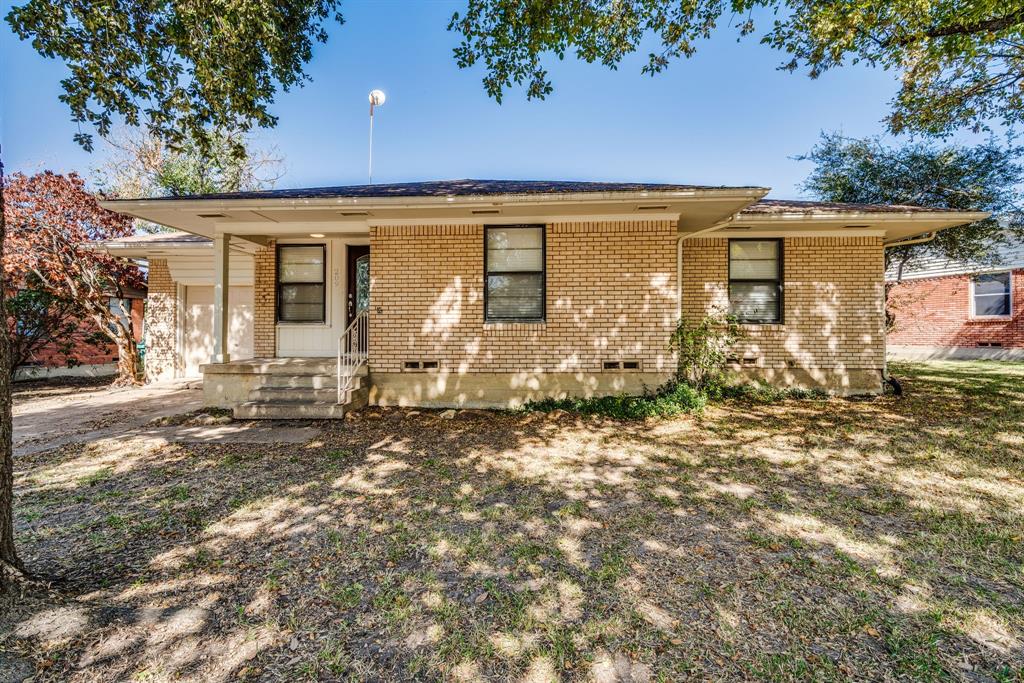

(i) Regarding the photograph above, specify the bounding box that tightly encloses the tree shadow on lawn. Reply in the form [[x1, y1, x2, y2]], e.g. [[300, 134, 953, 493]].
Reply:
[[2, 362, 1023, 681]]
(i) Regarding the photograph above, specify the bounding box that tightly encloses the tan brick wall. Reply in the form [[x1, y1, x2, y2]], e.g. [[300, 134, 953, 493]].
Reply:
[[683, 236, 886, 389], [144, 258, 178, 382], [253, 240, 277, 357], [369, 221, 678, 375]]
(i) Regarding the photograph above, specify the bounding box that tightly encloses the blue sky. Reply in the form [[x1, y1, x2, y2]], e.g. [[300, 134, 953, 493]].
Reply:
[[2, 1, 920, 198]]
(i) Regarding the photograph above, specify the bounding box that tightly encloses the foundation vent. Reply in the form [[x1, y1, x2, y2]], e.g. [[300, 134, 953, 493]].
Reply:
[[602, 360, 642, 371], [403, 360, 439, 371]]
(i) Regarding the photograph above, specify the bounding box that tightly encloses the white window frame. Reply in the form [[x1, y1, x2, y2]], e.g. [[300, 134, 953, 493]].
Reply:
[[969, 270, 1013, 320], [728, 238, 784, 325], [276, 243, 328, 325]]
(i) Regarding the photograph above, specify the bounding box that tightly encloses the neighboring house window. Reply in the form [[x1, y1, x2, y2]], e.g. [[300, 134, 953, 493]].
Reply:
[[971, 271, 1012, 318], [108, 297, 132, 332], [728, 239, 783, 324], [277, 244, 326, 323], [485, 225, 545, 321]]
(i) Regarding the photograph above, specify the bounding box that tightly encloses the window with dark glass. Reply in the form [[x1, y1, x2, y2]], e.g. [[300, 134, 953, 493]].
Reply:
[[277, 245, 326, 323], [728, 239, 782, 324], [972, 272, 1011, 317], [485, 225, 545, 321]]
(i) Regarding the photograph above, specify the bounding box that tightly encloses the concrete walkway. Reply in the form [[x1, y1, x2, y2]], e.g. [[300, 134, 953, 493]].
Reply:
[[14, 381, 205, 456], [13, 381, 318, 456]]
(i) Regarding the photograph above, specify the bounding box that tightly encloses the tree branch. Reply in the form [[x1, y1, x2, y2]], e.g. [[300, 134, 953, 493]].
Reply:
[[887, 8, 1024, 47]]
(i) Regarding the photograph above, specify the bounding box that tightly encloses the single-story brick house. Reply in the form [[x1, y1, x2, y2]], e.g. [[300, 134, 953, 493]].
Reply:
[[98, 180, 985, 418], [886, 239, 1023, 361]]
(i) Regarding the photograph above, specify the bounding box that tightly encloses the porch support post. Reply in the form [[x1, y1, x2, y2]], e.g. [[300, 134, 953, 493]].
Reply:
[[213, 233, 231, 363]]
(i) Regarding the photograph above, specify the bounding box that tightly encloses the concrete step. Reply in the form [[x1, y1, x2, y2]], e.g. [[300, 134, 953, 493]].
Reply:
[[255, 375, 364, 393], [258, 372, 365, 389], [234, 400, 348, 420], [207, 359, 369, 377], [249, 384, 361, 402], [235, 386, 369, 420], [256, 370, 364, 387]]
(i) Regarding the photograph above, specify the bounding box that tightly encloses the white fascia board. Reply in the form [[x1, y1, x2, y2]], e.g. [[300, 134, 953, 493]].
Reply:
[[94, 242, 254, 259], [735, 210, 989, 225], [98, 186, 769, 214], [730, 211, 989, 242]]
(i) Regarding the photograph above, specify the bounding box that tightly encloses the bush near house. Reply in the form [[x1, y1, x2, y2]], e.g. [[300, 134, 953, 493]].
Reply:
[[524, 312, 827, 419]]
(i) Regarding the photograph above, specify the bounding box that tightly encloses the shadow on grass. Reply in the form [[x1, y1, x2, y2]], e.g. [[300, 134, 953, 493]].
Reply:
[[2, 361, 1022, 681]]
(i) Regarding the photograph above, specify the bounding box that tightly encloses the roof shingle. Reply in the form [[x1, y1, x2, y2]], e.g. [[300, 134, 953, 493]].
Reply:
[[741, 199, 965, 215], [106, 178, 762, 202]]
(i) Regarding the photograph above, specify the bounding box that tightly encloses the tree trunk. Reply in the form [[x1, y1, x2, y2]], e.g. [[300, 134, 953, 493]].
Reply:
[[114, 333, 142, 385], [86, 304, 142, 386], [885, 250, 913, 334], [0, 146, 26, 589]]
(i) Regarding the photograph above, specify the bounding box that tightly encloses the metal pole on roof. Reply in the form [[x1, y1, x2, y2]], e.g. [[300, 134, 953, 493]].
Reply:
[[368, 90, 386, 184]]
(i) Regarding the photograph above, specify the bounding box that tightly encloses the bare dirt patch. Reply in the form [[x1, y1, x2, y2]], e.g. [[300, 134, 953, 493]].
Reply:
[[2, 361, 1022, 681], [11, 375, 112, 404]]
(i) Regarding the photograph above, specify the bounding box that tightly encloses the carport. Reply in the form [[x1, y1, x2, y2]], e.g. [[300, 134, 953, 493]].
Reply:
[[96, 232, 256, 380]]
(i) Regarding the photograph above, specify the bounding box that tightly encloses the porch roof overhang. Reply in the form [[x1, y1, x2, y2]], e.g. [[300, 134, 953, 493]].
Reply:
[[722, 208, 992, 244], [99, 181, 770, 239], [92, 232, 260, 258], [98, 180, 990, 245]]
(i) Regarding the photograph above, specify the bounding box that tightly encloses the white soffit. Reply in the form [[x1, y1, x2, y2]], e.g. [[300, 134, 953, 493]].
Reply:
[[720, 212, 990, 242], [99, 188, 769, 237]]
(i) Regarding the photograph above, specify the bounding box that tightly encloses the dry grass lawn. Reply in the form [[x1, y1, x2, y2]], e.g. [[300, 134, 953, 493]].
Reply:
[[2, 361, 1023, 682]]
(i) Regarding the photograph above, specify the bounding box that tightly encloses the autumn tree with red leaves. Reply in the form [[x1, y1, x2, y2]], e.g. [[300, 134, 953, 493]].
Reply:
[[3, 172, 144, 384]]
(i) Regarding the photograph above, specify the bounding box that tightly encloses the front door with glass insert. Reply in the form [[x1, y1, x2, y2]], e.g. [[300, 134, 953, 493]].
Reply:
[[346, 245, 370, 352]]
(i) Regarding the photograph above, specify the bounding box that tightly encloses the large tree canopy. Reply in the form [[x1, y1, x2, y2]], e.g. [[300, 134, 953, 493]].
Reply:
[[5, 0, 343, 152], [3, 172, 145, 383], [799, 133, 1024, 279], [93, 128, 283, 201], [449, 0, 1024, 136], [9, 1, 1022, 145]]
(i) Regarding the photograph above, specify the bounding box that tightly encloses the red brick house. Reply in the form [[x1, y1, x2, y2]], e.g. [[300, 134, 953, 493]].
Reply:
[[886, 240, 1024, 360], [13, 291, 146, 381]]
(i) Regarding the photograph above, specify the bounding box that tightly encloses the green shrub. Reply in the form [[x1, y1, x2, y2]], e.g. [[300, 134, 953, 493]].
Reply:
[[669, 310, 744, 390], [707, 381, 829, 403], [521, 312, 831, 420], [523, 381, 707, 420]]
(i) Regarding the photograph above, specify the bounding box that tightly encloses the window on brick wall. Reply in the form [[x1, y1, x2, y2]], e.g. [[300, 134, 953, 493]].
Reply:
[[485, 225, 545, 321], [728, 239, 783, 324], [277, 244, 326, 323], [971, 271, 1012, 318]]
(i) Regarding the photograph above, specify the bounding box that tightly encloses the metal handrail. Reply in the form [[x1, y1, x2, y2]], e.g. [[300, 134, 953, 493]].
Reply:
[[337, 308, 369, 404]]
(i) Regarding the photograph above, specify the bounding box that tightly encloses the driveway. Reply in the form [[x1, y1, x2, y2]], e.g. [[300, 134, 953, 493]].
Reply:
[[13, 380, 206, 456], [12, 378, 321, 457]]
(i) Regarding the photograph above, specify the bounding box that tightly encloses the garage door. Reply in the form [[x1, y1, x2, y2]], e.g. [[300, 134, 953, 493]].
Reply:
[[183, 286, 254, 376]]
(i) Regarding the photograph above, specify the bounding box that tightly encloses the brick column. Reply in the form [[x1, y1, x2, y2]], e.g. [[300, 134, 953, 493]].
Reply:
[[145, 258, 179, 382], [253, 240, 277, 358]]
